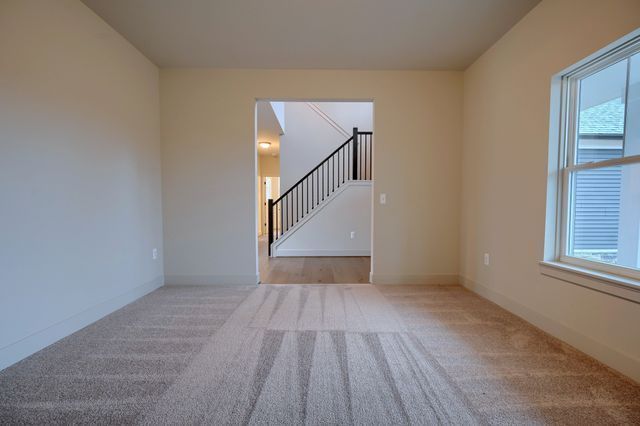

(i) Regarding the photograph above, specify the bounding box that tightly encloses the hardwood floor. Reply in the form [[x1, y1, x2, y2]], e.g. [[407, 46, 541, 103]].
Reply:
[[258, 236, 370, 284]]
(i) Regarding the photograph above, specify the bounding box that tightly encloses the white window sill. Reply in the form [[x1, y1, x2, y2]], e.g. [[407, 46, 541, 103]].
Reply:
[[539, 261, 640, 304]]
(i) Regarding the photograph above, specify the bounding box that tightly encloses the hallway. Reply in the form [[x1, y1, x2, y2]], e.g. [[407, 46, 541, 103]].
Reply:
[[259, 236, 370, 284]]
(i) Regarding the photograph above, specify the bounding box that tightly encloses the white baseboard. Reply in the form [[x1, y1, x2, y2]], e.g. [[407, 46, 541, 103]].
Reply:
[[275, 249, 371, 257], [460, 276, 640, 384], [164, 274, 260, 286], [0, 275, 164, 372], [371, 274, 459, 285]]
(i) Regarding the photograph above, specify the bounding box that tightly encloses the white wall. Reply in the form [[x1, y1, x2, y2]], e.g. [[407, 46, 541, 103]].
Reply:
[[316, 102, 374, 134], [269, 101, 286, 133], [280, 102, 373, 190], [161, 69, 462, 286], [0, 0, 163, 370], [461, 0, 640, 381], [274, 182, 372, 257]]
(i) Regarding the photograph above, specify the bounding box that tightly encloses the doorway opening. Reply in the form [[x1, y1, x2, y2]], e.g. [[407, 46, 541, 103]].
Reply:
[[255, 100, 374, 284]]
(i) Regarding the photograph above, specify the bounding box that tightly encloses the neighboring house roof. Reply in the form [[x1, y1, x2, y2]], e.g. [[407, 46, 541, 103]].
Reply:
[[579, 98, 625, 136]]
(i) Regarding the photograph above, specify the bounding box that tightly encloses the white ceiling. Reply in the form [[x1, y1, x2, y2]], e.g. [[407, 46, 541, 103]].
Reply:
[[82, 0, 540, 70]]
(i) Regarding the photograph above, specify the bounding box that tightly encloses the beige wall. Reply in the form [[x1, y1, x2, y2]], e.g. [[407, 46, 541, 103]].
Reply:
[[259, 155, 280, 177], [161, 69, 463, 285], [461, 0, 640, 381], [0, 0, 162, 369]]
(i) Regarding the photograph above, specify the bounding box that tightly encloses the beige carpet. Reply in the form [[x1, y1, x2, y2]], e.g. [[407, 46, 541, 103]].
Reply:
[[1, 284, 639, 424]]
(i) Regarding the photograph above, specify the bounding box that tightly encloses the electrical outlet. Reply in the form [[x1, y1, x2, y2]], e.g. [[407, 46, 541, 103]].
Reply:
[[380, 193, 386, 204], [350, 231, 356, 239], [152, 248, 158, 260], [483, 253, 490, 266]]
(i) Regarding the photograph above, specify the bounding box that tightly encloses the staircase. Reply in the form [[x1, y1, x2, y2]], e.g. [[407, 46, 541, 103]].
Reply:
[[268, 127, 373, 256]]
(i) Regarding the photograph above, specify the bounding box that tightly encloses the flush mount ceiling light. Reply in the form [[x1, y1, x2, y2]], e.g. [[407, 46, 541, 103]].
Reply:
[[258, 141, 271, 149]]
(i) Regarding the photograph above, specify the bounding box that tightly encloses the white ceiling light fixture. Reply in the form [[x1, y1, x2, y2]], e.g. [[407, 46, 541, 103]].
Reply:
[[258, 141, 271, 149]]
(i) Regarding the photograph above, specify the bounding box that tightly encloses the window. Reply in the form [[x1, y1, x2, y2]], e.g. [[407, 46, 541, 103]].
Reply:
[[556, 36, 640, 282]]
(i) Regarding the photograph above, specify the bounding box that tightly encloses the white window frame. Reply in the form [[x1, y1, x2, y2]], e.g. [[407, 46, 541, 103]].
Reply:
[[542, 30, 640, 302]]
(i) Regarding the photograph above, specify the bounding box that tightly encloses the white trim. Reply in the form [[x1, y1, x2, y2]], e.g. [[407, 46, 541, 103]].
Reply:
[[0, 276, 164, 372], [164, 274, 260, 286], [559, 255, 640, 282], [540, 261, 640, 304], [461, 276, 640, 383], [271, 181, 372, 256], [371, 274, 459, 285], [544, 73, 564, 261], [275, 249, 370, 257]]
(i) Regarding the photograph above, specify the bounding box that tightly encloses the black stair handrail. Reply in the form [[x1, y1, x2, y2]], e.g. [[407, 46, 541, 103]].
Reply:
[[273, 137, 351, 205], [268, 127, 373, 255]]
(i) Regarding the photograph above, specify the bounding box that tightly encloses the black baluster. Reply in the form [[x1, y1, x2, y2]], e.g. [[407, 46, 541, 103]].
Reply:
[[352, 128, 358, 180], [338, 149, 340, 186], [311, 171, 314, 209], [342, 149, 344, 185], [298, 184, 300, 221], [360, 134, 363, 179], [322, 163, 325, 200], [365, 135, 368, 180], [304, 178, 313, 214], [289, 194, 291, 231], [268, 199, 273, 256], [337, 151, 340, 187], [369, 134, 372, 179]]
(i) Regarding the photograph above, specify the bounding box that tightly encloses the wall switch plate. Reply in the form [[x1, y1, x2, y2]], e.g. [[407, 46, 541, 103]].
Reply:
[[350, 231, 356, 239], [152, 248, 158, 260], [483, 253, 490, 266], [380, 193, 386, 204]]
